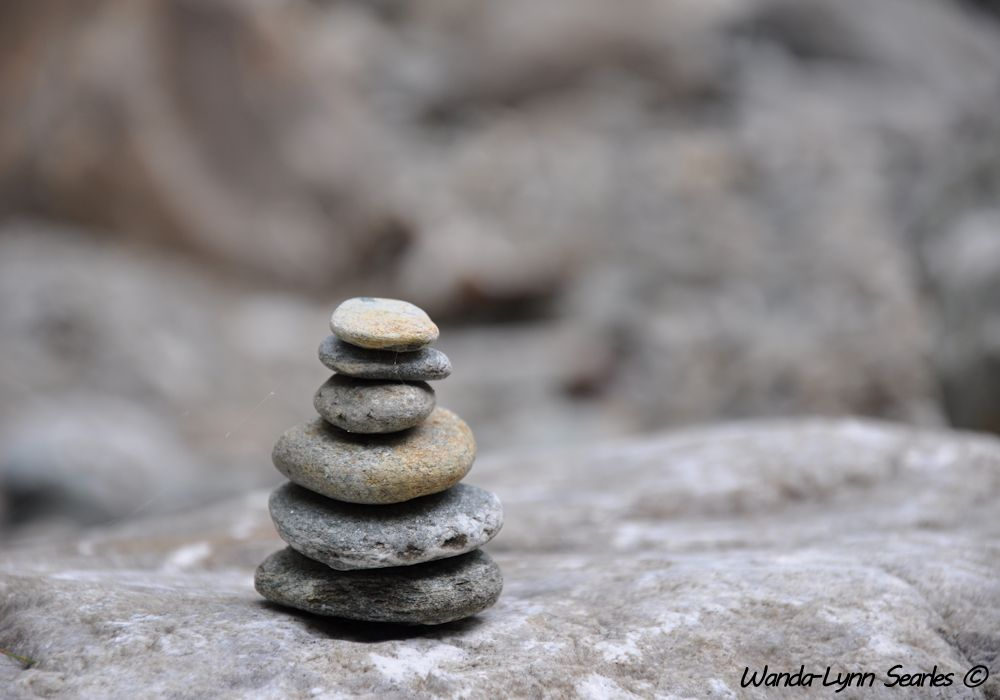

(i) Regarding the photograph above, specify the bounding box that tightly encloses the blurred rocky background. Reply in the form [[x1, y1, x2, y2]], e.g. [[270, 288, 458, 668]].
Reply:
[[2, 0, 1000, 534]]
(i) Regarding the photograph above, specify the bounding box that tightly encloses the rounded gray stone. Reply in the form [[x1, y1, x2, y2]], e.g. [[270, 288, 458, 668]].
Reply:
[[254, 547, 503, 625], [268, 482, 503, 570], [318, 336, 452, 381], [313, 375, 435, 434], [330, 297, 439, 352], [271, 408, 476, 504]]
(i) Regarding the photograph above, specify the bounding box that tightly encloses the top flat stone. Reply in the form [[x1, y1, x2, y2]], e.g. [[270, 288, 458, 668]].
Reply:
[[330, 297, 439, 351]]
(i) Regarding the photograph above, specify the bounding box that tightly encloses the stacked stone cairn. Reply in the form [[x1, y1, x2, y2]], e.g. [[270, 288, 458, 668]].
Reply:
[[255, 297, 503, 624]]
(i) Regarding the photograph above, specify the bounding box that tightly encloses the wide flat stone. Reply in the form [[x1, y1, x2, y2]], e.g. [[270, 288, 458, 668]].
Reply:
[[254, 547, 503, 625], [2, 420, 999, 698], [330, 297, 439, 352], [313, 375, 435, 433], [318, 336, 452, 381], [272, 407, 475, 504], [269, 482, 503, 570]]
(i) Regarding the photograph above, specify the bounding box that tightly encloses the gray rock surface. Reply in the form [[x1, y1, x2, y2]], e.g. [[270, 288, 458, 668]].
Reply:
[[272, 408, 476, 504], [314, 375, 435, 434], [0, 224, 940, 534], [922, 209, 1000, 433], [331, 298, 439, 352], [5, 0, 1000, 496], [0, 396, 205, 528], [255, 547, 503, 625], [319, 336, 452, 381], [269, 482, 503, 570], [1, 419, 998, 698]]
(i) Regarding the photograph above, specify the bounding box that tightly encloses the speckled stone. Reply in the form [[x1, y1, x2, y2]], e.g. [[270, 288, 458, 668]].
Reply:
[[254, 547, 503, 625], [330, 297, 439, 352], [268, 482, 503, 570], [318, 336, 452, 381], [271, 407, 476, 504], [313, 375, 435, 434]]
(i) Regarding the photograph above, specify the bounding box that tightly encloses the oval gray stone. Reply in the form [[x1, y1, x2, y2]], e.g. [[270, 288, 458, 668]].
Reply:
[[318, 336, 452, 381], [271, 407, 476, 504], [269, 482, 503, 570], [254, 547, 503, 625], [330, 297, 439, 352], [314, 375, 435, 433]]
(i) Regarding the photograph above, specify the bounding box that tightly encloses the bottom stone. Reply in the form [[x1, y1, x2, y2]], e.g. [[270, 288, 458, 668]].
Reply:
[[255, 547, 503, 625]]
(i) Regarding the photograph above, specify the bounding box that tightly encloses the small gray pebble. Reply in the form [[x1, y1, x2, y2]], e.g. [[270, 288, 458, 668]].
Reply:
[[255, 547, 503, 625], [269, 482, 503, 570], [318, 336, 452, 381], [314, 375, 435, 433]]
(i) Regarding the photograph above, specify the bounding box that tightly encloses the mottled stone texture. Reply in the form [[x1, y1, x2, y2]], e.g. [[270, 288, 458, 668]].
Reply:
[[1, 420, 998, 697], [272, 408, 476, 504], [268, 482, 502, 570], [255, 548, 503, 625], [331, 298, 439, 352], [8, 0, 1000, 516], [319, 336, 453, 381], [314, 375, 435, 434]]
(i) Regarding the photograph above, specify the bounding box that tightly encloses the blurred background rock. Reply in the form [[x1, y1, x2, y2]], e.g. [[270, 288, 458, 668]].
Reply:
[[1, 0, 999, 534]]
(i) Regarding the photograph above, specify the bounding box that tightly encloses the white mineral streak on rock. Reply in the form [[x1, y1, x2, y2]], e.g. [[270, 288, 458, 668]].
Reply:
[[369, 645, 468, 684], [161, 542, 212, 572]]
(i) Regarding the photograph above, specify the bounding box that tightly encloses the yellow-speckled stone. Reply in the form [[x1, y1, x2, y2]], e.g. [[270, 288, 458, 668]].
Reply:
[[271, 407, 475, 504], [330, 297, 439, 351]]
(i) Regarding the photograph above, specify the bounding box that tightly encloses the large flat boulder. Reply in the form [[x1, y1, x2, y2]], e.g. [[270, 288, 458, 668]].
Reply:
[[1, 419, 998, 698]]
